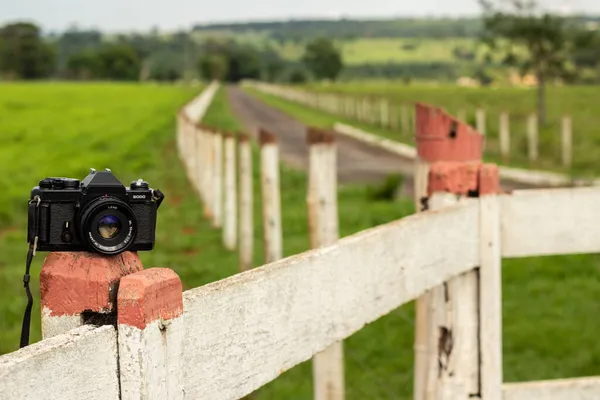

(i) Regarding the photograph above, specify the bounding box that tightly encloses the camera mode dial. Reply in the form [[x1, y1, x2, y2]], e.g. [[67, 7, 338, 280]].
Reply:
[[130, 179, 149, 189]]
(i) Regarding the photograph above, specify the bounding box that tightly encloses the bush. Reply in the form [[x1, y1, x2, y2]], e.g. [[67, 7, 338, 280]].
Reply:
[[366, 174, 405, 201]]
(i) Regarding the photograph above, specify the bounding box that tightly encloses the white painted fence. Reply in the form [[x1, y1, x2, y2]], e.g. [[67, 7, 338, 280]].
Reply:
[[243, 80, 575, 170], [4, 186, 600, 399], [2, 83, 600, 400]]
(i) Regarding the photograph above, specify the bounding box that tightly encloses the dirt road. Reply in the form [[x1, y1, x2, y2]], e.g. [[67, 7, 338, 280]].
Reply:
[[228, 86, 537, 192], [228, 86, 414, 187]]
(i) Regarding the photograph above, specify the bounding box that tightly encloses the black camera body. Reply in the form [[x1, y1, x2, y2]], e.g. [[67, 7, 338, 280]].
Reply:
[[28, 168, 165, 255]]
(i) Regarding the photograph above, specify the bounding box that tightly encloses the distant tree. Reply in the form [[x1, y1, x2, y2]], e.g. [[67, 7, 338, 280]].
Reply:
[[302, 37, 343, 81], [198, 53, 229, 80], [56, 29, 102, 74], [452, 45, 476, 61], [0, 22, 56, 79], [571, 29, 600, 70], [95, 44, 141, 81], [197, 39, 264, 82], [288, 67, 310, 84], [475, 67, 494, 86], [66, 51, 100, 79], [227, 45, 261, 82], [260, 47, 285, 81], [479, 0, 571, 125]]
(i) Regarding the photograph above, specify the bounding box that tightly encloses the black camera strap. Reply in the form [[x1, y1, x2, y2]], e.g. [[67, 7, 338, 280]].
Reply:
[[20, 196, 40, 348]]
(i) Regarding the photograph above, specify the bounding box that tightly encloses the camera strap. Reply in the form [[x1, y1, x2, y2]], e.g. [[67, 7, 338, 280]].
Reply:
[[20, 196, 40, 348]]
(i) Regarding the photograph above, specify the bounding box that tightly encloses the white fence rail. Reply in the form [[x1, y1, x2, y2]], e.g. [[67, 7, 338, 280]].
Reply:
[[0, 326, 119, 400]]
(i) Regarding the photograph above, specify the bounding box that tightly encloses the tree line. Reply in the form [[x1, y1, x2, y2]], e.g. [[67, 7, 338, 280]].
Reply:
[[0, 22, 343, 83]]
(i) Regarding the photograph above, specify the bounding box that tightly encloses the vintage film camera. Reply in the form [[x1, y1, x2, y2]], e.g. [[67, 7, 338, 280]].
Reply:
[[28, 168, 165, 255]]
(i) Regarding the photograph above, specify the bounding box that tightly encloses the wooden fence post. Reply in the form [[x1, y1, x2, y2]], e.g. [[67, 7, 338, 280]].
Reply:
[[307, 127, 344, 400], [259, 129, 283, 263], [223, 133, 237, 250], [212, 131, 224, 229], [194, 124, 205, 203], [239, 133, 254, 272], [201, 127, 215, 220], [414, 103, 485, 400], [527, 114, 538, 163], [117, 268, 184, 400], [425, 162, 502, 399], [389, 103, 398, 130], [478, 165, 503, 400], [40, 252, 143, 339], [499, 111, 510, 162], [401, 104, 410, 134], [380, 98, 389, 128], [476, 107, 486, 136], [562, 115, 572, 167]]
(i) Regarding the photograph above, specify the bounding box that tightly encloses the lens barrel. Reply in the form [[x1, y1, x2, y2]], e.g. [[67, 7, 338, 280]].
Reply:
[[78, 197, 137, 255]]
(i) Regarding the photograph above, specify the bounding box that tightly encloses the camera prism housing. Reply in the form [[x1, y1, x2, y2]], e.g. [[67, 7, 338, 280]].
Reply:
[[28, 168, 165, 255]]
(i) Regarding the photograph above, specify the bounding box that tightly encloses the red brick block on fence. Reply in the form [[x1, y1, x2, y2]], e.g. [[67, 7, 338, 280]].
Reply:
[[40, 251, 143, 316], [118, 268, 183, 330], [428, 162, 502, 197], [415, 102, 483, 163]]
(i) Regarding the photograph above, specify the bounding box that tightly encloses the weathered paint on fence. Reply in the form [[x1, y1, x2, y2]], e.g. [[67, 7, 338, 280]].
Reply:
[[223, 133, 237, 250], [181, 202, 479, 399], [307, 127, 344, 400], [0, 326, 119, 400], [118, 268, 184, 400], [238, 133, 254, 272], [259, 129, 283, 264]]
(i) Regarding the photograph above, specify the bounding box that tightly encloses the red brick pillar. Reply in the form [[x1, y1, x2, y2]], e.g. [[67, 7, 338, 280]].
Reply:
[[40, 251, 143, 339]]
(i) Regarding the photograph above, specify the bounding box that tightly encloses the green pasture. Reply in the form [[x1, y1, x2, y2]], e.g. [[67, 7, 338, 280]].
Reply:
[[274, 37, 478, 65], [288, 82, 600, 177]]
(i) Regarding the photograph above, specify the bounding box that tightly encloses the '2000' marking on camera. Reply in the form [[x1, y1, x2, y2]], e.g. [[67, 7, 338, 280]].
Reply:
[[133, 195, 146, 199]]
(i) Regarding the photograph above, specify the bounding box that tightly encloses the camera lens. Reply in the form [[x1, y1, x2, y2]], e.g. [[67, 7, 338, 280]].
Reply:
[[78, 197, 137, 255], [98, 215, 121, 239]]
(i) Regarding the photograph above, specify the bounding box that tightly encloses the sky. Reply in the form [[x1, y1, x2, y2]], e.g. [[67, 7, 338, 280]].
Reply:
[[1, 0, 599, 33]]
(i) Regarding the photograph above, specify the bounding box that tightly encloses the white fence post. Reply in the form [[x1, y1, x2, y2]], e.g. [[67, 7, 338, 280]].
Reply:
[[259, 128, 283, 263], [414, 103, 485, 400], [40, 252, 143, 339], [117, 268, 184, 400], [307, 127, 344, 400], [401, 104, 410, 134], [379, 98, 389, 128], [527, 114, 538, 163], [212, 131, 224, 229], [476, 107, 486, 136], [425, 161, 502, 399], [499, 111, 510, 162], [201, 126, 215, 220], [223, 133, 237, 251], [478, 165, 503, 400], [239, 133, 254, 272], [562, 115, 572, 167]]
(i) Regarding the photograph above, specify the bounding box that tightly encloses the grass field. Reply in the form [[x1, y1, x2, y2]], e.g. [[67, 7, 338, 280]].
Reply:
[[274, 82, 600, 178], [275, 37, 477, 65], [242, 85, 600, 395]]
